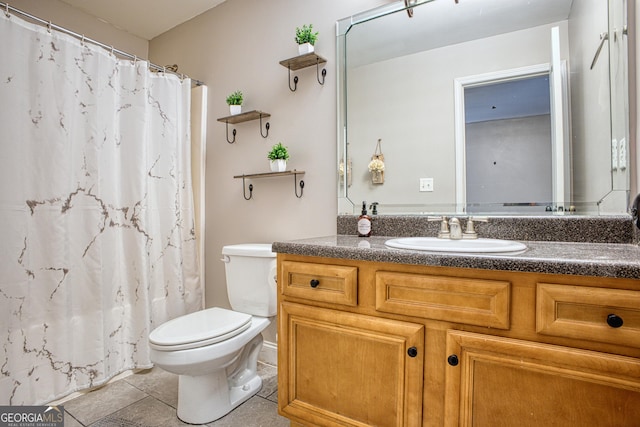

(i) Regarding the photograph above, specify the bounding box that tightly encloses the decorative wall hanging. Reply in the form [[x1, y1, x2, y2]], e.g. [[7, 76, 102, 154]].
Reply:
[[368, 138, 385, 184]]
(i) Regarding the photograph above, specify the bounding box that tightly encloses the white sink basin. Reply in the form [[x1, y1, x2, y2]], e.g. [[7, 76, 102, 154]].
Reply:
[[384, 237, 526, 254]]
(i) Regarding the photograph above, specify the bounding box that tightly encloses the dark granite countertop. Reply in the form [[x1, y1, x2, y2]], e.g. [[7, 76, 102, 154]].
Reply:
[[273, 235, 640, 279]]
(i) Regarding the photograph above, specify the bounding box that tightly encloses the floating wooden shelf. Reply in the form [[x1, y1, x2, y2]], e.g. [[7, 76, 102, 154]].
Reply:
[[217, 110, 271, 143], [279, 53, 327, 71], [233, 170, 304, 179], [217, 110, 271, 124], [233, 170, 305, 200], [279, 53, 327, 91]]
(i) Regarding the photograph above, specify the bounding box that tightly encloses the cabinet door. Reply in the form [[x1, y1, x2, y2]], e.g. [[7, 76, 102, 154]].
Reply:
[[279, 302, 424, 427], [444, 330, 640, 427]]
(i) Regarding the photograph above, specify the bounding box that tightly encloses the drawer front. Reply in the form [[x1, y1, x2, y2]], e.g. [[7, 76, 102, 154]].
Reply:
[[537, 283, 640, 347], [281, 261, 358, 306], [375, 271, 511, 329]]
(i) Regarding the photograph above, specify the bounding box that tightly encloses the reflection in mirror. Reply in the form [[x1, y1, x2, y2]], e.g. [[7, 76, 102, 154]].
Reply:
[[337, 0, 631, 216], [464, 74, 552, 213]]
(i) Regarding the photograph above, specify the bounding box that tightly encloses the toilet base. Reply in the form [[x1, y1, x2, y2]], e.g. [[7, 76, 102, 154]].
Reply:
[[175, 333, 264, 424]]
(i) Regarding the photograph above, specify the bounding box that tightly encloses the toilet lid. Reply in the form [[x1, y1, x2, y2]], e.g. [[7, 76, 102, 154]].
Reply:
[[149, 307, 252, 351]]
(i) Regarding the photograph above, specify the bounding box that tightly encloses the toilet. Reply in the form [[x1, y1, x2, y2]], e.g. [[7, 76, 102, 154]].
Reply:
[[148, 243, 277, 424]]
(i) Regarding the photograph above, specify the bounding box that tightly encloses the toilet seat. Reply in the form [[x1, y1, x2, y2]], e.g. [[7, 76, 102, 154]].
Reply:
[[149, 307, 252, 351]]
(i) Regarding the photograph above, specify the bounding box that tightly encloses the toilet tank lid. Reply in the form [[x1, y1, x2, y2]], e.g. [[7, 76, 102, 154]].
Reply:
[[222, 243, 275, 257]]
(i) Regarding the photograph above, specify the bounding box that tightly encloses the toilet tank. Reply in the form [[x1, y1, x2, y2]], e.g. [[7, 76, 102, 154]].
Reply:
[[221, 243, 277, 317]]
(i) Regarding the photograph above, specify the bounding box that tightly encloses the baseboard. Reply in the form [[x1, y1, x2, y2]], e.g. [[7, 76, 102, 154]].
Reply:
[[259, 340, 277, 366]]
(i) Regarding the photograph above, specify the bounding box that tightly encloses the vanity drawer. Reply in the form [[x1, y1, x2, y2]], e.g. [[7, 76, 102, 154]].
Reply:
[[375, 271, 511, 329], [537, 283, 640, 347], [280, 261, 358, 306]]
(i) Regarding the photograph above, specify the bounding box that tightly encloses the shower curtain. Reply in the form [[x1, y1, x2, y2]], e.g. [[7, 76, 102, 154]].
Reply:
[[0, 12, 201, 404]]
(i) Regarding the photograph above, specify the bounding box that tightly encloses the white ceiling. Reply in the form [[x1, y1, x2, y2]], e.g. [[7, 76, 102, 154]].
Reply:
[[58, 0, 227, 40]]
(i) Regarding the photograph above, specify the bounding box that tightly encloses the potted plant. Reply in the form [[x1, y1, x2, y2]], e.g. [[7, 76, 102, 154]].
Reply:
[[295, 24, 319, 55], [226, 90, 243, 115], [267, 142, 290, 172]]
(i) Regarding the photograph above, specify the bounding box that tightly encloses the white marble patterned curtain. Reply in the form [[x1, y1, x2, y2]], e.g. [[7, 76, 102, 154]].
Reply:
[[0, 12, 201, 404]]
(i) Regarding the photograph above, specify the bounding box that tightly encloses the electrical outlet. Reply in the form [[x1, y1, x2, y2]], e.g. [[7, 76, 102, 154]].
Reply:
[[419, 178, 434, 192], [612, 139, 618, 171]]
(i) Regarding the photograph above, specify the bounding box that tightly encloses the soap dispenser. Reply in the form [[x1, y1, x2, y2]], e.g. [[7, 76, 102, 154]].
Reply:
[[357, 201, 372, 237]]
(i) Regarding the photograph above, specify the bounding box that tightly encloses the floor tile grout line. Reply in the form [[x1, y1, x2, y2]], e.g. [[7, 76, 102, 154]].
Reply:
[[74, 393, 150, 427], [122, 377, 178, 410], [67, 412, 86, 427]]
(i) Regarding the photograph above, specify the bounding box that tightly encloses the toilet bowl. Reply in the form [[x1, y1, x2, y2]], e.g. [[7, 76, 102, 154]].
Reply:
[[148, 244, 276, 424]]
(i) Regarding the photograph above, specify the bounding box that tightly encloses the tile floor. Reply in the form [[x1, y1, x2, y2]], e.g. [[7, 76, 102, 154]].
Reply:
[[61, 362, 290, 427]]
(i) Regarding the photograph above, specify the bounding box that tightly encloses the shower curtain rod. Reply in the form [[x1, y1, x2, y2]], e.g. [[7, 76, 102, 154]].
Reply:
[[1, 2, 205, 87]]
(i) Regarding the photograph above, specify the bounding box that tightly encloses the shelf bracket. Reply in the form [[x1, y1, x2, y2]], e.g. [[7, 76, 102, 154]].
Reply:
[[316, 60, 327, 85], [225, 122, 237, 144], [294, 172, 305, 198], [287, 67, 299, 92], [234, 170, 305, 200], [241, 176, 253, 200], [260, 114, 270, 138]]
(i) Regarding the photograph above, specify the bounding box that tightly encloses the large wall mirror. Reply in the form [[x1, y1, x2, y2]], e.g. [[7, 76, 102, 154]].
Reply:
[[337, 0, 631, 215]]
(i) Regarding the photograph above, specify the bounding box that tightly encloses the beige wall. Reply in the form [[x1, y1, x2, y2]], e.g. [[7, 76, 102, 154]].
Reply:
[[7, 0, 148, 57], [148, 0, 388, 343]]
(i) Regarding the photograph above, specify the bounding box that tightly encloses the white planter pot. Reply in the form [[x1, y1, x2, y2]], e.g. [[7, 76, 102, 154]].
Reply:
[[270, 159, 287, 172], [229, 105, 242, 115], [298, 43, 314, 55]]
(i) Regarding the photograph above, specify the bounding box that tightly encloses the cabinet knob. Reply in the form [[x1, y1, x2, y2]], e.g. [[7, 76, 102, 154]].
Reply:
[[447, 354, 459, 366], [606, 313, 624, 328], [309, 279, 320, 288], [407, 347, 418, 358]]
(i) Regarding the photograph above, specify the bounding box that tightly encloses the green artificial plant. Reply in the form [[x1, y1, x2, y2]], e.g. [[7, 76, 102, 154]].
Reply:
[[225, 90, 243, 106], [295, 24, 319, 45], [267, 142, 290, 161]]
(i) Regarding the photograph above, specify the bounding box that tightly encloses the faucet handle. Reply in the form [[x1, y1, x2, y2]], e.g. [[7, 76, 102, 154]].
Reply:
[[427, 216, 450, 239], [464, 216, 489, 239]]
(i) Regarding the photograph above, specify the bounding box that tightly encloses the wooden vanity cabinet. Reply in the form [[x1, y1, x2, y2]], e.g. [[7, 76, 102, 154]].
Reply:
[[277, 254, 640, 427], [444, 331, 640, 426]]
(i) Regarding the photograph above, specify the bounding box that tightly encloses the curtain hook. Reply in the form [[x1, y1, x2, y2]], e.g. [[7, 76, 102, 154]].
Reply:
[[132, 55, 137, 65], [162, 65, 166, 74], [47, 21, 52, 33], [81, 35, 85, 46], [5, 3, 10, 18], [110, 46, 114, 57]]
